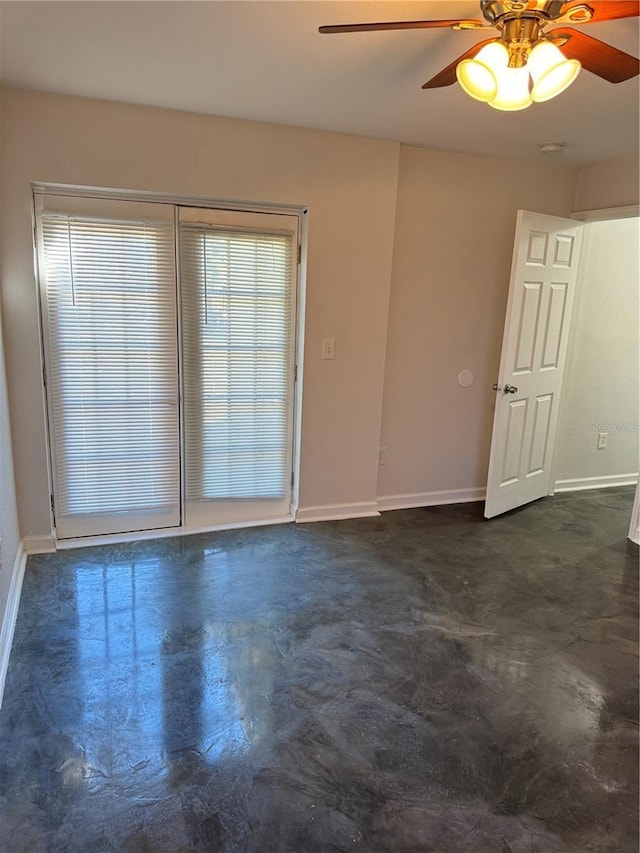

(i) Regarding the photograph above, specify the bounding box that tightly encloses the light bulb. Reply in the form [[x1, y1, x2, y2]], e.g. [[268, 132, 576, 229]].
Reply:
[[529, 40, 581, 102], [488, 65, 533, 111], [456, 41, 509, 102]]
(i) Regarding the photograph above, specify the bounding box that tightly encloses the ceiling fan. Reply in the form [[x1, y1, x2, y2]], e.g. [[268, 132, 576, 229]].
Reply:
[[319, 1, 640, 110]]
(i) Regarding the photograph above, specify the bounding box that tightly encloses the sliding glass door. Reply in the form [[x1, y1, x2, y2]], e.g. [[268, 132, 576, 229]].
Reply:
[[36, 194, 299, 540]]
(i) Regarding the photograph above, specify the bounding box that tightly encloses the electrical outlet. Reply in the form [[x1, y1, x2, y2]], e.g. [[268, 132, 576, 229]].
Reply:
[[322, 338, 335, 360], [378, 446, 387, 465], [597, 432, 608, 450]]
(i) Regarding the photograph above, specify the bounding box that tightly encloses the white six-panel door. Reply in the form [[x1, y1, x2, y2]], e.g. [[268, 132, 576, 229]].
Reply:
[[485, 211, 584, 519]]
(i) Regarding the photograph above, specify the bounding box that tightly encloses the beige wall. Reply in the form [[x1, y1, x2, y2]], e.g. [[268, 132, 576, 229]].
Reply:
[[555, 217, 639, 484], [377, 145, 577, 503], [574, 155, 640, 212], [0, 87, 400, 538], [7, 87, 624, 542], [0, 296, 21, 624], [0, 84, 23, 679]]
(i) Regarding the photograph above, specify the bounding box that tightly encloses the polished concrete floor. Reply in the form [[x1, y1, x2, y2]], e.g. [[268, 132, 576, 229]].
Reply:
[[0, 487, 637, 852]]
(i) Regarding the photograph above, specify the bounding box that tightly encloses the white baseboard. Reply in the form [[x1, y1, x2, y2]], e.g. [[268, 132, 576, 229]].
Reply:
[[295, 502, 380, 523], [23, 534, 56, 554], [0, 542, 27, 709], [554, 473, 639, 493], [377, 487, 486, 512]]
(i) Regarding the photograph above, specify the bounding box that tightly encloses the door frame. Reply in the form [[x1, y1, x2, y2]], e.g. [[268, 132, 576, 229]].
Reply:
[[549, 204, 639, 499], [175, 205, 301, 529], [32, 182, 308, 548], [629, 479, 640, 545]]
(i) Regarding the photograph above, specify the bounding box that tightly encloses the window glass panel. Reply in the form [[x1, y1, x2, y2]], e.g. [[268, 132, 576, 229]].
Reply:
[[39, 206, 180, 537], [180, 224, 294, 502]]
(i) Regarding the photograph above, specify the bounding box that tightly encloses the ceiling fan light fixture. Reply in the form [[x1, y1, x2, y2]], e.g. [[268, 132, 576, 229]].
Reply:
[[320, 2, 640, 112], [488, 65, 533, 111], [456, 41, 508, 101], [528, 40, 581, 102]]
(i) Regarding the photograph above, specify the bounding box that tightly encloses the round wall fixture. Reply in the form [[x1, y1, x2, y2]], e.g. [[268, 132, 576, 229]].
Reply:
[[458, 369, 474, 388]]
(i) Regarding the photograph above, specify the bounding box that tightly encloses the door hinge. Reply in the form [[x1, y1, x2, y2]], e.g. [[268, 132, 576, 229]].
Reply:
[[291, 471, 295, 488], [50, 494, 55, 517], [297, 244, 302, 264], [42, 362, 47, 387], [294, 364, 298, 382]]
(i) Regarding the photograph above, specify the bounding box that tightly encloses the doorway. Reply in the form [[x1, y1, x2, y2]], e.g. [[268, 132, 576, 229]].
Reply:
[[485, 210, 639, 523], [553, 216, 639, 496]]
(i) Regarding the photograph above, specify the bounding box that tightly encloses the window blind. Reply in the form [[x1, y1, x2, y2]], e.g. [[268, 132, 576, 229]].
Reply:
[[179, 208, 296, 524], [37, 197, 180, 538]]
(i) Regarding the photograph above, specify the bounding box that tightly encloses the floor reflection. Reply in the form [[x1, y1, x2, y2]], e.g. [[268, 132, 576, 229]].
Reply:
[[73, 550, 253, 787], [0, 486, 637, 853]]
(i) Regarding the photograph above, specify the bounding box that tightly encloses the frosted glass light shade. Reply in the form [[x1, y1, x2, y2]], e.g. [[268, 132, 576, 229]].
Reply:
[[488, 65, 533, 111], [529, 40, 581, 102], [456, 41, 509, 102]]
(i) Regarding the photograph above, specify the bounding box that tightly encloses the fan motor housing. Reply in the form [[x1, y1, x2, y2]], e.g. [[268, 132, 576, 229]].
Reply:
[[480, 0, 567, 24]]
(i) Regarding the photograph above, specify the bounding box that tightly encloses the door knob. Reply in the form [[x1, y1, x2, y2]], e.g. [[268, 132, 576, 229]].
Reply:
[[504, 384, 518, 394]]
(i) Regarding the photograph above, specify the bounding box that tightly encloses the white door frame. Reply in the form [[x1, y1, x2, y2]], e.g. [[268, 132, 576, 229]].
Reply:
[[550, 205, 639, 502], [629, 479, 640, 545]]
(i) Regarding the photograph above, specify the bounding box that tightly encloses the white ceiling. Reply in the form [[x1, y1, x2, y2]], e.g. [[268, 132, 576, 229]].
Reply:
[[1, 0, 639, 167]]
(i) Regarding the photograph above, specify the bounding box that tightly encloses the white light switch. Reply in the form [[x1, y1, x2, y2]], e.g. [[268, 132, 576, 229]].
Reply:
[[322, 338, 335, 360]]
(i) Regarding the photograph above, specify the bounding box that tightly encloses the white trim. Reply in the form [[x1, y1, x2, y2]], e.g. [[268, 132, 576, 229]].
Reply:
[[554, 473, 639, 493], [56, 514, 294, 550], [629, 480, 640, 545], [31, 182, 307, 218], [291, 212, 308, 514], [572, 204, 639, 222], [23, 534, 56, 554], [377, 487, 485, 512], [295, 502, 380, 523], [0, 542, 27, 708]]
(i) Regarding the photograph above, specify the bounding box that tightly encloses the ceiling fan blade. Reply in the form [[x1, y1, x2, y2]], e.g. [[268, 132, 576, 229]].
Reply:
[[319, 19, 485, 34], [550, 27, 639, 82], [422, 39, 496, 88], [562, 1, 640, 22]]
